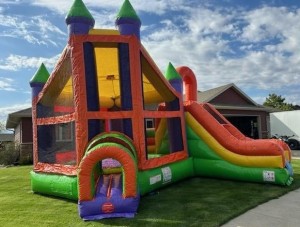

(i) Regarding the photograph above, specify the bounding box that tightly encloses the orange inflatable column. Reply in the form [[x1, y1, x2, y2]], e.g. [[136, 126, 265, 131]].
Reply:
[[176, 66, 198, 101]]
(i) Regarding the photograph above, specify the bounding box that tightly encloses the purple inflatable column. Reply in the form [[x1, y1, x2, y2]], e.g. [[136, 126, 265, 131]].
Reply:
[[115, 0, 141, 138], [30, 63, 51, 163], [66, 0, 99, 140]]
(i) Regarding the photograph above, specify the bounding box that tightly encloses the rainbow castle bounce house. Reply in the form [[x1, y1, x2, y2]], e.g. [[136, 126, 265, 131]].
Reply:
[[29, 0, 293, 220]]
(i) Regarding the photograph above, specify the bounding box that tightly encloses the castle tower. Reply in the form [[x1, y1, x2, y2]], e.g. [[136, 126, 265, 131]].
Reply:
[[165, 62, 183, 95], [115, 0, 141, 40], [65, 0, 95, 35], [29, 63, 50, 99], [165, 63, 184, 153]]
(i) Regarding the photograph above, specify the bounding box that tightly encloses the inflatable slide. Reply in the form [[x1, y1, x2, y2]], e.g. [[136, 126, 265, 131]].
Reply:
[[185, 101, 293, 185]]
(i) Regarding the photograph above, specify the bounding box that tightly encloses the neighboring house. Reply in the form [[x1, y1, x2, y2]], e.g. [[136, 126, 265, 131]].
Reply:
[[198, 83, 274, 139], [0, 131, 14, 150], [6, 108, 33, 163]]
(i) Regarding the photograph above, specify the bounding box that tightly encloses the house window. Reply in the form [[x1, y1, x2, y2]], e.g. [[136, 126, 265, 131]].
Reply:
[[55, 123, 74, 142], [145, 118, 154, 129]]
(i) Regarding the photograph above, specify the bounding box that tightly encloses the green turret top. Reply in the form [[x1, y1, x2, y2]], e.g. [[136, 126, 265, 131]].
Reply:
[[165, 62, 181, 81], [66, 0, 94, 21], [116, 0, 141, 22], [30, 63, 50, 84]]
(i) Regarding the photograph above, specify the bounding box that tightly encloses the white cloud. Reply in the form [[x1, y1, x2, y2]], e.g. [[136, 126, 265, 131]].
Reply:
[[30, 0, 191, 16], [0, 54, 60, 71], [30, 0, 71, 14], [0, 0, 21, 4], [1, 0, 299, 105], [0, 14, 66, 46], [0, 77, 15, 91], [185, 7, 236, 36], [140, 3, 300, 101], [241, 6, 300, 53]]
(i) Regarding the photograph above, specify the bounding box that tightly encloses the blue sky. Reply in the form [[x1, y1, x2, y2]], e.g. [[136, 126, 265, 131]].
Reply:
[[1, 0, 300, 123]]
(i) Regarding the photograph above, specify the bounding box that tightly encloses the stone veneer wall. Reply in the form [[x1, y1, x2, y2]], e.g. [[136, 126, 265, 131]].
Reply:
[[19, 143, 33, 164]]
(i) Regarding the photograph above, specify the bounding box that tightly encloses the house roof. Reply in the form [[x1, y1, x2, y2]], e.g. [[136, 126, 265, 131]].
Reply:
[[198, 83, 258, 106], [0, 133, 14, 142], [6, 108, 32, 129], [197, 83, 275, 112]]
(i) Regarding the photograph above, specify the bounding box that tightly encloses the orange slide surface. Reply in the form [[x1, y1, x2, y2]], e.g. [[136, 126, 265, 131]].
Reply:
[[185, 101, 291, 160]]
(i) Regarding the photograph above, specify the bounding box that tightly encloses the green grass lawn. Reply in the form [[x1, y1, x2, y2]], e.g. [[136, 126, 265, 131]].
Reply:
[[1, 160, 300, 227]]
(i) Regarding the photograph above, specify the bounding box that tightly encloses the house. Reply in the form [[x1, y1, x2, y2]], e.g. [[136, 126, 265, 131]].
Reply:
[[6, 108, 33, 163], [198, 83, 273, 139]]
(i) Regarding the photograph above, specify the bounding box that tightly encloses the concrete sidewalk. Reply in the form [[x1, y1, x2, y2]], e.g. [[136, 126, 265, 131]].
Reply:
[[222, 152, 300, 227], [221, 188, 300, 227]]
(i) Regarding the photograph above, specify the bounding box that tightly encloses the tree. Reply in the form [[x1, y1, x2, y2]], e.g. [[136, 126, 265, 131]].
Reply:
[[263, 93, 294, 111]]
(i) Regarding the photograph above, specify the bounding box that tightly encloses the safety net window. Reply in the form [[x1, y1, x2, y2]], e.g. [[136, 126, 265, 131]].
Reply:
[[141, 54, 177, 111], [84, 42, 133, 139], [145, 117, 184, 160], [37, 121, 76, 165], [37, 52, 74, 118], [36, 49, 76, 166], [140, 52, 184, 160]]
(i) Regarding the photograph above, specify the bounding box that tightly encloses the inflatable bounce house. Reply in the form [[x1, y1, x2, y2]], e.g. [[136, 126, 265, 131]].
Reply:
[[29, 0, 293, 220]]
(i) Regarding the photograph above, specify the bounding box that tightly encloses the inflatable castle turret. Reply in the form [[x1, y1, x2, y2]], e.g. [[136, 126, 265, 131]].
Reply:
[[115, 0, 141, 39], [65, 0, 95, 35], [165, 62, 183, 95], [29, 63, 50, 99]]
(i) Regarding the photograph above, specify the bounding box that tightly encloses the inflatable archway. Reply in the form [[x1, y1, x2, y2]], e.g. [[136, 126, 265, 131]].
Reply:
[[78, 133, 139, 219]]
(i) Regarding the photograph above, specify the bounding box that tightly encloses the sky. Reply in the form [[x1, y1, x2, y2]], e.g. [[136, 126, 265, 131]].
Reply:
[[1, 0, 300, 124]]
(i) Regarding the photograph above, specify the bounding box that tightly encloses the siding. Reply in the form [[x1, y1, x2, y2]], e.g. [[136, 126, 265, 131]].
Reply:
[[21, 118, 33, 143]]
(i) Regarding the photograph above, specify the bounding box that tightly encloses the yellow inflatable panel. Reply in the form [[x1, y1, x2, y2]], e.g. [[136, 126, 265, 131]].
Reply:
[[155, 119, 167, 152], [89, 29, 120, 35], [147, 145, 156, 154]]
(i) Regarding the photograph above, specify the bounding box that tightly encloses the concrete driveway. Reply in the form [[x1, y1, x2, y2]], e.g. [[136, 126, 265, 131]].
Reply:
[[222, 149, 300, 227], [292, 149, 300, 158]]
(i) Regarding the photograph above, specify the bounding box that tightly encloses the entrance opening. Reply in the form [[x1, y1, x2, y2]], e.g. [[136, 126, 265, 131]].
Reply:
[[226, 116, 259, 139]]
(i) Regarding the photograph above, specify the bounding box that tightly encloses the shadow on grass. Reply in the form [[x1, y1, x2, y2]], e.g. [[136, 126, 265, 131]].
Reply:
[[98, 173, 300, 227]]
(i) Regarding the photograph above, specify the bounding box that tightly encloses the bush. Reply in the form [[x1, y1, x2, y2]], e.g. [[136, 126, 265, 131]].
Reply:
[[19, 148, 33, 165], [0, 142, 20, 166]]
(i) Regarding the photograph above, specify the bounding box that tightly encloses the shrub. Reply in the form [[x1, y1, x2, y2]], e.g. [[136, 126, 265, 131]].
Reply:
[[0, 142, 20, 166]]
